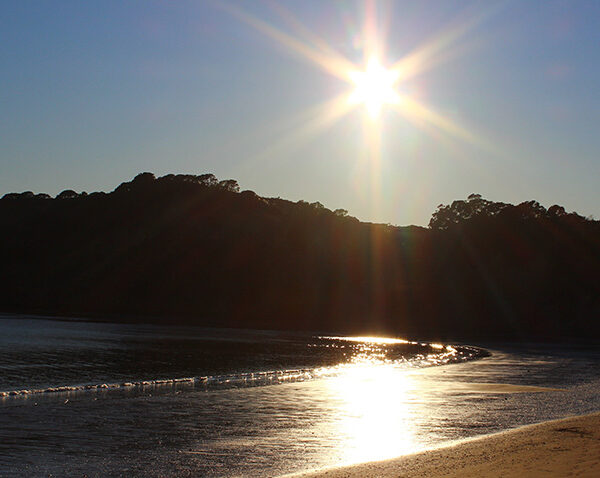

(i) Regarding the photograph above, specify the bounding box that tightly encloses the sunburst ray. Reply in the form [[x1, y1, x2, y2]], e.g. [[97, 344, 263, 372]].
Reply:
[[217, 1, 502, 169], [217, 2, 356, 83]]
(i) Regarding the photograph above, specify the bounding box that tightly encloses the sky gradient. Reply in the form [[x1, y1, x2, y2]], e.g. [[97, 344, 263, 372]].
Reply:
[[2, 0, 599, 226]]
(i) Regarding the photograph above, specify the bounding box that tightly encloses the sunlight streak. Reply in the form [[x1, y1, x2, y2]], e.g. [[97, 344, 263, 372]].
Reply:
[[247, 92, 356, 164], [389, 4, 501, 82], [218, 0, 503, 194], [363, 113, 385, 222], [396, 95, 479, 145], [218, 2, 355, 83], [268, 1, 356, 70], [393, 94, 496, 154], [219, 1, 496, 147]]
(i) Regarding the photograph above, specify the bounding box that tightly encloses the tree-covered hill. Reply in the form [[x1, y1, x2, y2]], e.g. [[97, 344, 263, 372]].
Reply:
[[1, 173, 599, 341]]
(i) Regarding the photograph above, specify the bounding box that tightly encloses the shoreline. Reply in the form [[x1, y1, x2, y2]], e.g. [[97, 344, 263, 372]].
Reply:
[[3, 312, 599, 346], [289, 412, 600, 477]]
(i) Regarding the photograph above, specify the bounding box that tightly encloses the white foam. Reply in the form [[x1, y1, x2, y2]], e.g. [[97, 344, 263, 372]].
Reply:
[[0, 344, 487, 399]]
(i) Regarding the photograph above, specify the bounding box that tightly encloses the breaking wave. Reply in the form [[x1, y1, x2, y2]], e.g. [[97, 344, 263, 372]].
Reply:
[[0, 342, 487, 398]]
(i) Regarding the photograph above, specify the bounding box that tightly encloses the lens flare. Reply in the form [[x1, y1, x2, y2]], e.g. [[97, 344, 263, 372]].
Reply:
[[218, 1, 496, 153]]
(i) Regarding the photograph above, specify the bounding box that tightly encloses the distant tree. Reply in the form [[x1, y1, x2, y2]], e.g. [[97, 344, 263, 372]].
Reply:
[[548, 205, 566, 217], [0, 171, 598, 342], [177, 174, 198, 183], [132, 172, 156, 185], [240, 190, 258, 199], [1, 193, 21, 200], [429, 194, 509, 229], [217, 179, 240, 193], [56, 190, 78, 199], [88, 191, 107, 199], [516, 200, 547, 219], [113, 172, 156, 194], [197, 174, 218, 187]]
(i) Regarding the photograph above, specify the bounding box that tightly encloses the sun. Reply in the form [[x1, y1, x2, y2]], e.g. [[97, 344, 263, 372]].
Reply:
[[348, 58, 401, 119], [223, 2, 486, 151]]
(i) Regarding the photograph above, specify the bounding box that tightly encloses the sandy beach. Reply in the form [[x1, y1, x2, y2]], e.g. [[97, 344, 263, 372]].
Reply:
[[291, 412, 600, 478]]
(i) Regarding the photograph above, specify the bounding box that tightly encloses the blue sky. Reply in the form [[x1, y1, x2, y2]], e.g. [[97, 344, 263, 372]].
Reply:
[[1, 0, 599, 225]]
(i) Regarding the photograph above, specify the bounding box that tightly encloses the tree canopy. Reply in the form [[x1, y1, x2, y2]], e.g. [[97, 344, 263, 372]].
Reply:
[[1, 175, 598, 342]]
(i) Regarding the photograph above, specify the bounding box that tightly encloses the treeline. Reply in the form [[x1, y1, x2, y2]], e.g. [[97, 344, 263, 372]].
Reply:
[[1, 173, 599, 341]]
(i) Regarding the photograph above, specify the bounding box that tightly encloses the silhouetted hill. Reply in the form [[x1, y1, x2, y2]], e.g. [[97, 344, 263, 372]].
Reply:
[[1, 174, 599, 341]]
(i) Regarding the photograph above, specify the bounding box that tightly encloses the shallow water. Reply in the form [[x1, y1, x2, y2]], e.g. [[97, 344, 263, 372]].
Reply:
[[1, 316, 599, 477]]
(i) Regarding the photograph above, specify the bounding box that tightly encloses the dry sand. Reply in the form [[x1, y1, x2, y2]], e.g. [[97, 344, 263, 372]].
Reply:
[[289, 412, 600, 478]]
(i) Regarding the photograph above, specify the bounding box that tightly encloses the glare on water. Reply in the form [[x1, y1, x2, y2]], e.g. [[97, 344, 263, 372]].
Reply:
[[2, 318, 600, 478], [328, 363, 420, 464]]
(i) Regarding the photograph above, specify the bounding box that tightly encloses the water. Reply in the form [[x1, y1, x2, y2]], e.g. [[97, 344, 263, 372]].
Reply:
[[0, 317, 474, 395], [1, 316, 599, 477]]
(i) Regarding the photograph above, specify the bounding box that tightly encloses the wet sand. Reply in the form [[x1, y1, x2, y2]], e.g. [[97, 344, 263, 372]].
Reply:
[[290, 412, 600, 478]]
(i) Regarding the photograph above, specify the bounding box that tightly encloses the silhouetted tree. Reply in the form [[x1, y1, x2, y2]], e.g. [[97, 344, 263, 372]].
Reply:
[[548, 205, 566, 217], [2, 193, 20, 200], [0, 177, 598, 341], [217, 179, 240, 193], [198, 174, 218, 187], [56, 189, 78, 199], [430, 194, 512, 229], [132, 172, 156, 185]]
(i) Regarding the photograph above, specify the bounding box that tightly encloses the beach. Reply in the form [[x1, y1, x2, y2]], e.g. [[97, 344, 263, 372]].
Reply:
[[291, 412, 600, 477]]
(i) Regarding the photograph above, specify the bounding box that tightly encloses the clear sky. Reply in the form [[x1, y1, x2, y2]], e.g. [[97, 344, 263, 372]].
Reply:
[[2, 0, 599, 226]]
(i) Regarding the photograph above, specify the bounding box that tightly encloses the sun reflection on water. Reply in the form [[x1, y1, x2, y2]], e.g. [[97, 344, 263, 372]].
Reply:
[[326, 362, 422, 465], [319, 335, 411, 345], [304, 336, 465, 466]]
